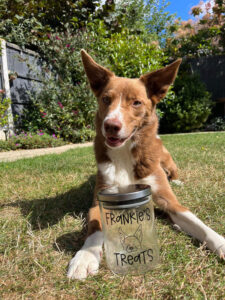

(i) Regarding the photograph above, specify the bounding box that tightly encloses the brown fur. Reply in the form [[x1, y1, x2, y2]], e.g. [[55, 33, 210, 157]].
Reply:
[[80, 50, 187, 237]]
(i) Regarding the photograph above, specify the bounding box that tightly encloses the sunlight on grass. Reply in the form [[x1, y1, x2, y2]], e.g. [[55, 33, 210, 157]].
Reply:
[[0, 133, 225, 299]]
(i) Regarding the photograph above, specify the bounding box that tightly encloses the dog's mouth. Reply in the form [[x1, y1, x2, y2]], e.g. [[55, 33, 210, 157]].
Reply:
[[106, 136, 127, 147], [105, 129, 137, 148]]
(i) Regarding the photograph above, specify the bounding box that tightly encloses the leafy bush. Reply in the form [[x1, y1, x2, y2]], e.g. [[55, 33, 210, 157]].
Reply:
[[19, 29, 97, 142], [0, 0, 115, 50], [0, 97, 11, 128], [102, 29, 167, 77], [0, 131, 67, 152], [205, 117, 225, 131], [158, 73, 212, 133], [20, 24, 167, 142]]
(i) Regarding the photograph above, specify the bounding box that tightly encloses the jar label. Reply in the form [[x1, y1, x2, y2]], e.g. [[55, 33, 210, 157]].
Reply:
[[105, 207, 151, 226], [114, 248, 154, 266]]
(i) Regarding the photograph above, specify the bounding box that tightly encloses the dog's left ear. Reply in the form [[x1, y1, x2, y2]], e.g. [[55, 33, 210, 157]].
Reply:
[[81, 49, 114, 96], [140, 59, 182, 104]]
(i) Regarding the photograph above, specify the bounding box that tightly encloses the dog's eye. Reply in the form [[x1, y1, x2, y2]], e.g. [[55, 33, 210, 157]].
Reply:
[[132, 100, 142, 107], [102, 96, 111, 105]]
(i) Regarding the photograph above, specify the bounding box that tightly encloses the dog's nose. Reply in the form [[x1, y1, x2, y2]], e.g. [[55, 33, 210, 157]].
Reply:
[[104, 118, 122, 134]]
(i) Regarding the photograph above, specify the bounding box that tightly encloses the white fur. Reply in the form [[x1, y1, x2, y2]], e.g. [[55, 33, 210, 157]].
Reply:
[[169, 211, 225, 258], [99, 140, 159, 191], [101, 140, 136, 187], [102, 94, 125, 137], [138, 174, 159, 193], [67, 231, 103, 280], [171, 179, 184, 186], [98, 162, 116, 185]]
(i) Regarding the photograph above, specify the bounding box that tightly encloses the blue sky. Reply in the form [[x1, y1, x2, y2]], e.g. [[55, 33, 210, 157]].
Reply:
[[166, 0, 199, 20]]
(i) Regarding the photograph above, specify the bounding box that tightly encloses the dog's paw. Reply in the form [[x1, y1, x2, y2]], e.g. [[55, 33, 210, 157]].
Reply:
[[215, 243, 225, 260], [171, 179, 184, 186], [206, 232, 225, 259], [67, 248, 102, 280]]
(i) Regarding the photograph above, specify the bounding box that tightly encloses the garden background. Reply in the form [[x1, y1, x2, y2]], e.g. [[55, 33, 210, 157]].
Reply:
[[0, 1, 225, 299], [0, 0, 225, 148]]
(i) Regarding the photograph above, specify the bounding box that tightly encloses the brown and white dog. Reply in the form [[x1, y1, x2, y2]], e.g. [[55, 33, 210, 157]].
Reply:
[[67, 50, 225, 280]]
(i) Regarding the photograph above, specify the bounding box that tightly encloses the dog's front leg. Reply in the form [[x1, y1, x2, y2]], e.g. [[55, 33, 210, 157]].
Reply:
[[67, 171, 109, 280], [140, 166, 225, 259], [160, 144, 179, 181], [67, 205, 103, 280]]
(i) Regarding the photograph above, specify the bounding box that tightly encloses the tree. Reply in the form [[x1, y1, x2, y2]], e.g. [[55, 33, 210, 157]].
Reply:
[[0, 0, 116, 49], [166, 0, 225, 57]]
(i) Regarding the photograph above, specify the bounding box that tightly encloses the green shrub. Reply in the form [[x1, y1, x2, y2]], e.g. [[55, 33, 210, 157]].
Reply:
[[0, 97, 11, 128], [158, 73, 212, 133], [205, 117, 225, 131], [0, 131, 67, 152], [102, 29, 167, 77], [20, 25, 167, 142], [19, 29, 97, 142]]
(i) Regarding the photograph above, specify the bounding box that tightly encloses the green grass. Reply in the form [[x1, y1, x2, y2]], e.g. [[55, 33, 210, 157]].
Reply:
[[0, 132, 225, 299]]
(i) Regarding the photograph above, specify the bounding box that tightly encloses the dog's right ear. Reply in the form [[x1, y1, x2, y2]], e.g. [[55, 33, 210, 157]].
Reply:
[[81, 49, 114, 96], [140, 59, 182, 104]]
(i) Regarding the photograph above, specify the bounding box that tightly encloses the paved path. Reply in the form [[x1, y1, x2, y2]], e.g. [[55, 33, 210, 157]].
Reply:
[[0, 142, 93, 162], [0, 131, 224, 163]]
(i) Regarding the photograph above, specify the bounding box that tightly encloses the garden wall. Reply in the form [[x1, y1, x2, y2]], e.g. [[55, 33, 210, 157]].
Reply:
[[1, 41, 225, 140], [0, 41, 43, 139], [6, 42, 43, 117]]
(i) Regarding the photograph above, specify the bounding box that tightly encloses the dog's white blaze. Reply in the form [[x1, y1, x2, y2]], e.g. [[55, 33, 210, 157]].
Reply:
[[67, 231, 103, 280], [102, 93, 128, 137], [139, 175, 158, 192], [169, 211, 225, 257]]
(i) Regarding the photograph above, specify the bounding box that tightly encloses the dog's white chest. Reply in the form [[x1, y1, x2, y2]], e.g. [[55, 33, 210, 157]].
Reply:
[[98, 141, 135, 187]]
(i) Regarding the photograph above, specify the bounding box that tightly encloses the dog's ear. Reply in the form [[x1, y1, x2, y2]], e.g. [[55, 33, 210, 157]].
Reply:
[[140, 59, 182, 104], [134, 225, 143, 243], [81, 49, 114, 96]]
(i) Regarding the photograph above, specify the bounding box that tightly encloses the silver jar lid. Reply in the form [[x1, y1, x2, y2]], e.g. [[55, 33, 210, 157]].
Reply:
[[98, 184, 151, 209]]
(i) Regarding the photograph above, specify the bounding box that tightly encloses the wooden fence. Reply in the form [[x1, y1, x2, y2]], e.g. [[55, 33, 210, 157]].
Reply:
[[188, 55, 225, 118]]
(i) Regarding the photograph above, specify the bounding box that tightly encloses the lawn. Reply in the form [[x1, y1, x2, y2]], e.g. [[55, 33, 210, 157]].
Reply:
[[0, 132, 224, 299]]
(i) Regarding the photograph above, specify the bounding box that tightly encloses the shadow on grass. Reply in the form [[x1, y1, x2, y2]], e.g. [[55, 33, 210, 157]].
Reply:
[[4, 177, 202, 255], [2, 175, 96, 253]]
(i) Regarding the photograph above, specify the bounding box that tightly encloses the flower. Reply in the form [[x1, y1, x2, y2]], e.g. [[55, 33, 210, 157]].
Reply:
[[87, 125, 91, 129], [58, 101, 64, 109], [72, 110, 78, 115], [38, 130, 44, 136], [47, 33, 51, 39], [41, 111, 47, 118], [66, 44, 70, 48], [52, 134, 57, 139], [55, 36, 61, 40], [38, 132, 44, 136]]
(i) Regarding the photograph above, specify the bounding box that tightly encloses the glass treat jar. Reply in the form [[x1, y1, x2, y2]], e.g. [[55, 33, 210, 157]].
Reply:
[[98, 185, 159, 275]]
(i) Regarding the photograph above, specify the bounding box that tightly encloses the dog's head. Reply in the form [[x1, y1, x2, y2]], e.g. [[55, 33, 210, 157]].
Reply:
[[81, 50, 181, 148], [119, 225, 143, 253]]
